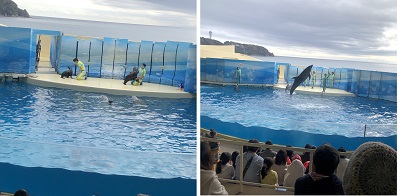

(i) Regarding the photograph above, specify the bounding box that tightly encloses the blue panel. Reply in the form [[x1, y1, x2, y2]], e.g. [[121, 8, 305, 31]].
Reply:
[[200, 58, 207, 81], [125, 42, 140, 78], [315, 67, 323, 87], [288, 65, 298, 84], [215, 58, 225, 83], [350, 70, 361, 94], [161, 41, 178, 85], [87, 38, 103, 78], [205, 58, 217, 82], [59, 36, 77, 75], [77, 38, 91, 76], [138, 41, 153, 83], [0, 27, 32, 74], [223, 59, 241, 83], [379, 72, 397, 102], [173, 42, 190, 86], [49, 35, 59, 69], [112, 39, 128, 80], [101, 37, 116, 79], [148, 42, 165, 84], [184, 44, 196, 93], [369, 71, 382, 99], [358, 70, 371, 97]]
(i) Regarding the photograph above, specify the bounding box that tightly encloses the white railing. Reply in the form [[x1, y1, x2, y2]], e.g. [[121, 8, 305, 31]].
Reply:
[[200, 128, 353, 193]]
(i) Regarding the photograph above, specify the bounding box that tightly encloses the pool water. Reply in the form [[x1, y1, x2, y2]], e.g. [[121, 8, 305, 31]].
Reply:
[[201, 85, 397, 149], [0, 82, 196, 179]]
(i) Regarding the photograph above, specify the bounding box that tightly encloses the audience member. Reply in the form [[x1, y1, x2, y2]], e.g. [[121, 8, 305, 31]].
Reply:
[[260, 157, 278, 187], [258, 140, 277, 159], [231, 151, 239, 169], [294, 144, 344, 195], [286, 146, 293, 165], [271, 149, 288, 186], [283, 159, 305, 187], [14, 189, 28, 196], [335, 147, 349, 181], [343, 142, 396, 195], [216, 152, 235, 180], [201, 141, 228, 195], [291, 154, 302, 162], [234, 139, 263, 183]]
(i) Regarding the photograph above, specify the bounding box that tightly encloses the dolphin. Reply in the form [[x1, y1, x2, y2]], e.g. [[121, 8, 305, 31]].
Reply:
[[290, 65, 313, 95]]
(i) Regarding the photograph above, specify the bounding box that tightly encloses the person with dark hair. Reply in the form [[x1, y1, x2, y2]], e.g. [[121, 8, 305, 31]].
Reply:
[[294, 144, 344, 195], [73, 58, 87, 80], [234, 139, 263, 183], [216, 152, 235, 180], [260, 157, 278, 186], [259, 140, 277, 159], [133, 63, 147, 85], [286, 146, 293, 165], [201, 141, 228, 195], [335, 147, 349, 181], [231, 151, 239, 169], [271, 149, 288, 186], [14, 189, 28, 196]]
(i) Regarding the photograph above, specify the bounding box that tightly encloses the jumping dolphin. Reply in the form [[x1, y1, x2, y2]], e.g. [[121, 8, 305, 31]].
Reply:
[[290, 65, 313, 95]]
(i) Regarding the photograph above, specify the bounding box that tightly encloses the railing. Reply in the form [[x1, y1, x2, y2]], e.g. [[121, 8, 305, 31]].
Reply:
[[200, 128, 353, 193]]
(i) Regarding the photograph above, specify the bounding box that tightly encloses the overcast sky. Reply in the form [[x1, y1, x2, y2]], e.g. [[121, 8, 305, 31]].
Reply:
[[13, 0, 196, 28], [201, 0, 397, 64]]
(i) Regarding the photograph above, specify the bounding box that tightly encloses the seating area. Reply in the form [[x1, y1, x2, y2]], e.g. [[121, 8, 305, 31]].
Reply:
[[200, 128, 396, 195]]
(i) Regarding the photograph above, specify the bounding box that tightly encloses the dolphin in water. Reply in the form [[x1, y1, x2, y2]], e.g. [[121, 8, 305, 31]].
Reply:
[[132, 95, 145, 105], [101, 95, 113, 105], [290, 65, 313, 95]]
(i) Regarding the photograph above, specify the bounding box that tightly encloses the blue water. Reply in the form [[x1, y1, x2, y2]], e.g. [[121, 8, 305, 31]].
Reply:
[[201, 85, 397, 150], [0, 16, 196, 43], [0, 82, 196, 179]]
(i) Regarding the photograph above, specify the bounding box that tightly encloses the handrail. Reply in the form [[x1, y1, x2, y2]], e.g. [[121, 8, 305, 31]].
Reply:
[[201, 130, 353, 194]]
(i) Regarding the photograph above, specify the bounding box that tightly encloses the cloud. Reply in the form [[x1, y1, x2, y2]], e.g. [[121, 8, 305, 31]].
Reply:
[[201, 0, 397, 63], [13, 0, 196, 28]]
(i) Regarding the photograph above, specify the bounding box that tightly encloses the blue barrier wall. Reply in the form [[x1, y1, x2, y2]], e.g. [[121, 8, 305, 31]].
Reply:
[[0, 27, 33, 74], [200, 58, 276, 84], [0, 27, 196, 93], [201, 58, 396, 102]]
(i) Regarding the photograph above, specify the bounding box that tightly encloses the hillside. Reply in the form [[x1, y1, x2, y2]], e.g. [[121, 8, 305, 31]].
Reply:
[[0, 0, 30, 17], [201, 37, 274, 57]]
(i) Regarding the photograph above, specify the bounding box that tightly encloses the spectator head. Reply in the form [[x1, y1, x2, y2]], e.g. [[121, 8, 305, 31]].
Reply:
[[310, 145, 317, 149], [247, 139, 260, 153], [286, 145, 293, 158], [14, 189, 28, 196], [304, 144, 311, 149], [291, 154, 302, 162], [338, 147, 347, 159], [275, 149, 287, 166], [216, 152, 232, 174], [231, 151, 239, 169], [313, 144, 340, 175], [265, 140, 273, 145], [261, 157, 275, 179], [201, 141, 213, 170], [210, 129, 217, 138], [343, 142, 396, 195]]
